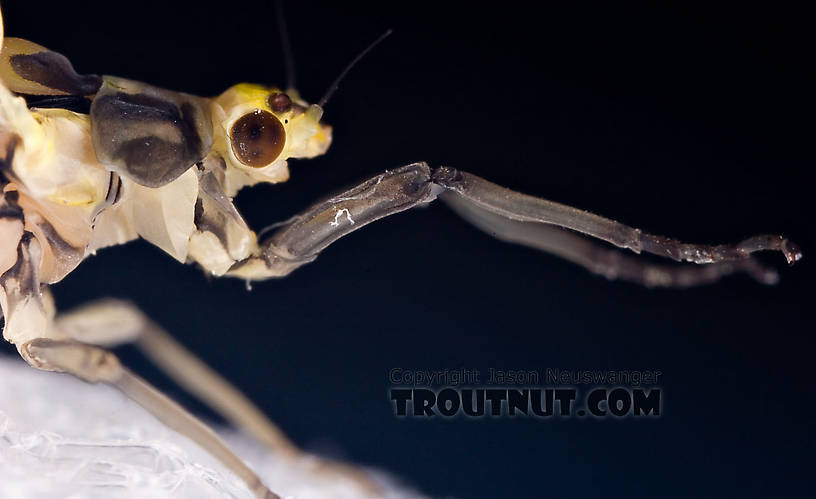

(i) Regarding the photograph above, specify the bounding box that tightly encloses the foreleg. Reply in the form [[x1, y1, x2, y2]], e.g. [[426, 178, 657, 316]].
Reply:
[[442, 191, 779, 287], [433, 167, 802, 266], [229, 162, 800, 286]]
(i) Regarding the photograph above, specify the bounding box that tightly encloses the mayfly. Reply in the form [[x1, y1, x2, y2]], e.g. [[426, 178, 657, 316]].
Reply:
[[0, 5, 803, 498]]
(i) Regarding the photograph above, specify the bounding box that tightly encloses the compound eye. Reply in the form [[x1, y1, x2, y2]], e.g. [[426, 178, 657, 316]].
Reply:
[[230, 109, 285, 168]]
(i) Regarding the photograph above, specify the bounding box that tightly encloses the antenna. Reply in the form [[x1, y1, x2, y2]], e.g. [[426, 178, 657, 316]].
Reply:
[[276, 0, 296, 91], [318, 29, 393, 109]]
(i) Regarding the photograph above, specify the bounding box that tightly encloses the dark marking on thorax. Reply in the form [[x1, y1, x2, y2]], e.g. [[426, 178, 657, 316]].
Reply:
[[0, 232, 39, 297], [10, 52, 102, 96], [0, 190, 24, 221], [90, 78, 213, 188], [0, 135, 20, 180], [24, 94, 93, 114]]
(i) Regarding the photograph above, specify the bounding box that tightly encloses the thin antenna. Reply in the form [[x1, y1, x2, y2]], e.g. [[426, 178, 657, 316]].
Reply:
[[318, 29, 393, 109], [276, 0, 296, 91]]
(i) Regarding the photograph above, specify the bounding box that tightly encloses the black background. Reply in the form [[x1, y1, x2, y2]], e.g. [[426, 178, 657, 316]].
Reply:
[[1, 1, 813, 498]]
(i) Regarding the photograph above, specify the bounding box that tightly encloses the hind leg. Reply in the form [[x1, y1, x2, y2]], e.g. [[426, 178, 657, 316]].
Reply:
[[20, 338, 277, 498], [54, 298, 382, 495], [0, 234, 278, 498], [56, 298, 300, 456]]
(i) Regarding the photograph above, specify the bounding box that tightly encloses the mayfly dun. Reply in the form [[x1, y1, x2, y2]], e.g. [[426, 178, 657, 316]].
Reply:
[[0, 2, 805, 498]]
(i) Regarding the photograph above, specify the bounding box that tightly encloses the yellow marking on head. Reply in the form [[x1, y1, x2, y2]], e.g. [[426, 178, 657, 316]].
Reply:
[[230, 83, 280, 110], [211, 83, 332, 194]]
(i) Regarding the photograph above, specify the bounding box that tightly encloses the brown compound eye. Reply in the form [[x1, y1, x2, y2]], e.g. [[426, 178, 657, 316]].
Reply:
[[230, 109, 286, 168]]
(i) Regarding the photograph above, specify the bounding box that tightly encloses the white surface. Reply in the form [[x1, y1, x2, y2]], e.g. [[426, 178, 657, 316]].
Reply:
[[0, 355, 428, 499]]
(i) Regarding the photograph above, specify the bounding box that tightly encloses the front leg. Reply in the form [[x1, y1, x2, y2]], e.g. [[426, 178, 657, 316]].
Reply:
[[229, 162, 800, 286], [433, 167, 803, 265], [228, 163, 439, 279]]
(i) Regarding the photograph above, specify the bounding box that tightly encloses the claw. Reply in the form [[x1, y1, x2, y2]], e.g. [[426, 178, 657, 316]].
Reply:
[[783, 239, 803, 265]]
